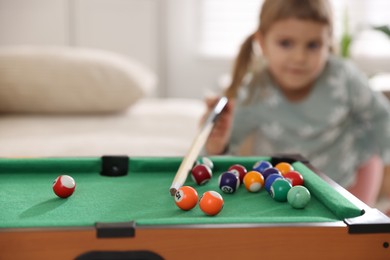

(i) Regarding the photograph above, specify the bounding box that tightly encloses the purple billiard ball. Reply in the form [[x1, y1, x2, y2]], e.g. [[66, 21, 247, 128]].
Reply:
[[262, 167, 281, 180], [252, 160, 272, 174], [218, 172, 240, 194]]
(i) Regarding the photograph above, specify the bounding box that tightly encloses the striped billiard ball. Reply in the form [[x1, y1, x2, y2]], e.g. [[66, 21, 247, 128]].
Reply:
[[191, 164, 212, 185]]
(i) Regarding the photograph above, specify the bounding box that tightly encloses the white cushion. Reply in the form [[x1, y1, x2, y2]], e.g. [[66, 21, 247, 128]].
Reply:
[[0, 46, 156, 113]]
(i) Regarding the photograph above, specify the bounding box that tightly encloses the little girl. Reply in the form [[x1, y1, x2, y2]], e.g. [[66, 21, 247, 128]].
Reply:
[[203, 0, 390, 206]]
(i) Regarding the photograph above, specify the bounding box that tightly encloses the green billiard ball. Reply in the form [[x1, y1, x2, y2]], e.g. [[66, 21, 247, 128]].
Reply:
[[270, 179, 292, 202], [196, 156, 214, 170], [287, 185, 311, 209]]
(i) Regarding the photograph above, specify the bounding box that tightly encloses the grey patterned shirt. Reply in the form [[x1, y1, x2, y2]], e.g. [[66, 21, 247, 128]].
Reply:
[[229, 55, 390, 187]]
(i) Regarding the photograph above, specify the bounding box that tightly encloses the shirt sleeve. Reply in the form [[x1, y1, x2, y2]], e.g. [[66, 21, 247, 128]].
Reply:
[[345, 60, 390, 164]]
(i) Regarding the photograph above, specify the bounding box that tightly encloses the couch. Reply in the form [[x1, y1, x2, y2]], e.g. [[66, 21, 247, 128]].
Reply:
[[0, 46, 205, 157]]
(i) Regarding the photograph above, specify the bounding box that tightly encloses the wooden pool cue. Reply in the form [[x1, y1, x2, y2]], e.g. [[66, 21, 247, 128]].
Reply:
[[169, 96, 228, 196]]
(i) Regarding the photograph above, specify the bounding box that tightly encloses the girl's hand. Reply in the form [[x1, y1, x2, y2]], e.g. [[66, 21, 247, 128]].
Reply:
[[201, 96, 235, 155]]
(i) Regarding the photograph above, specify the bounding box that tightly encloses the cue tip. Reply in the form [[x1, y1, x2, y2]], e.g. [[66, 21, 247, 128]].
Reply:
[[170, 188, 177, 196]]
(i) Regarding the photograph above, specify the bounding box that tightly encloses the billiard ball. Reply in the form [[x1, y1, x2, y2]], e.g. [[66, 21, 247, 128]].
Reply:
[[264, 173, 284, 193], [270, 179, 292, 202], [261, 167, 281, 180], [174, 186, 198, 211], [196, 157, 214, 170], [252, 160, 272, 173], [191, 164, 212, 185], [287, 185, 311, 209], [275, 162, 294, 175], [199, 191, 224, 216], [284, 170, 304, 186], [53, 175, 76, 198], [243, 171, 264, 193], [228, 164, 247, 183], [218, 172, 240, 194]]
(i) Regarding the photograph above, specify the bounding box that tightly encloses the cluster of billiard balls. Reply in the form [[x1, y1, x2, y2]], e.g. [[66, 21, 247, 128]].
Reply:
[[176, 158, 311, 212], [52, 175, 76, 198]]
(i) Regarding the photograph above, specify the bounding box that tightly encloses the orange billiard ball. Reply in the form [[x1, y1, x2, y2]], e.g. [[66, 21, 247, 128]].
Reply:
[[174, 186, 198, 211], [275, 162, 294, 176], [243, 171, 264, 192], [53, 175, 76, 198], [199, 191, 224, 216]]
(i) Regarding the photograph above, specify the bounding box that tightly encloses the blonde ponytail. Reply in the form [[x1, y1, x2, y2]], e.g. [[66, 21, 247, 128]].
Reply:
[[224, 33, 255, 99]]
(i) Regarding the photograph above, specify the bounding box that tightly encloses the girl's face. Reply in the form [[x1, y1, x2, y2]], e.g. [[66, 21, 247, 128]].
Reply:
[[259, 18, 331, 96]]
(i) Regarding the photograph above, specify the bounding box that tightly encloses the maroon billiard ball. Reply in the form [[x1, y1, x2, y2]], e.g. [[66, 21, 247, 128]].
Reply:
[[53, 175, 76, 198], [228, 164, 247, 184], [191, 164, 212, 185]]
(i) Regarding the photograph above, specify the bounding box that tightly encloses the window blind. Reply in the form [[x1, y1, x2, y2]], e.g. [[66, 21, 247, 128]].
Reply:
[[199, 0, 390, 58]]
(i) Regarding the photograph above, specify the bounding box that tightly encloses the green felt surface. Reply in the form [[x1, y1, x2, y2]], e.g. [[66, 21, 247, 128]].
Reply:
[[0, 156, 363, 228]]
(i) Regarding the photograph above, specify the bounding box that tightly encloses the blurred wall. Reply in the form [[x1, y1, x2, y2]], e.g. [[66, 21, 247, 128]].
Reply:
[[0, 0, 231, 99]]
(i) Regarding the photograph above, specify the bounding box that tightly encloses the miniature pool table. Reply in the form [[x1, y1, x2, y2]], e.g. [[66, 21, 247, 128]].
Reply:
[[0, 155, 389, 259]]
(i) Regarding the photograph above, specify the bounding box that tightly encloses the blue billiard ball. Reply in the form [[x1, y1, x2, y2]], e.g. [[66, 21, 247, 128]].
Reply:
[[252, 160, 272, 174], [265, 173, 284, 193], [218, 172, 240, 194]]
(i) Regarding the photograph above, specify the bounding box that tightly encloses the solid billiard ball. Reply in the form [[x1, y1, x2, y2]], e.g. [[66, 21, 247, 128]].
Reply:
[[270, 179, 292, 202], [228, 164, 247, 183], [264, 173, 284, 193], [243, 171, 264, 193], [218, 172, 240, 194], [252, 160, 272, 174], [275, 162, 294, 175], [196, 157, 214, 170], [287, 185, 311, 209], [261, 167, 281, 180], [53, 175, 76, 198], [174, 186, 199, 211], [199, 191, 224, 216], [284, 170, 304, 186], [191, 164, 212, 185]]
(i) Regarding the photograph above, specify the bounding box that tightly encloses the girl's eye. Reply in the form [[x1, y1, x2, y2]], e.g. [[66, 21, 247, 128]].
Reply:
[[278, 39, 292, 48], [307, 41, 321, 50]]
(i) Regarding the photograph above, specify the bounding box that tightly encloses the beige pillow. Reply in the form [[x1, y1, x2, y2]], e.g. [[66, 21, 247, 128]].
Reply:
[[0, 46, 156, 113]]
